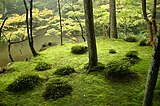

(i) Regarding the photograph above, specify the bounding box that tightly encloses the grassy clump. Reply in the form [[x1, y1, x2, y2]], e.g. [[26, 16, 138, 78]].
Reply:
[[105, 61, 138, 82], [139, 39, 149, 46], [71, 45, 88, 54], [109, 49, 117, 54], [123, 51, 141, 65], [42, 78, 72, 100], [124, 36, 138, 42], [35, 62, 52, 71], [54, 66, 75, 76], [84, 62, 105, 72], [126, 51, 139, 58], [6, 74, 41, 92]]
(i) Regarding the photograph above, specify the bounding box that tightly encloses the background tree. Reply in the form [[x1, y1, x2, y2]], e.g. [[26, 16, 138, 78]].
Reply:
[[83, 0, 98, 73], [23, 0, 38, 57], [142, 0, 157, 46], [110, 0, 118, 38], [58, 0, 63, 45]]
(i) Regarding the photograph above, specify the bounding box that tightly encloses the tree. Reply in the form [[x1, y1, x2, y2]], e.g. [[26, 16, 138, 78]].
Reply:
[[23, 0, 38, 57], [58, 0, 63, 45], [143, 23, 160, 106], [83, 0, 98, 73], [142, 0, 157, 46], [0, 17, 7, 41], [109, 0, 118, 38]]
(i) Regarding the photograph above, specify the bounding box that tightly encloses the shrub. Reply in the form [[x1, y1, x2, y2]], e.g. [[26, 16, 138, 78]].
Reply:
[[54, 66, 75, 76], [139, 39, 149, 46], [126, 51, 139, 58], [109, 49, 116, 54], [105, 61, 138, 82], [84, 62, 105, 72], [6, 74, 41, 92], [124, 36, 138, 42], [42, 78, 72, 100], [35, 62, 51, 71], [71, 45, 88, 54], [122, 57, 140, 65]]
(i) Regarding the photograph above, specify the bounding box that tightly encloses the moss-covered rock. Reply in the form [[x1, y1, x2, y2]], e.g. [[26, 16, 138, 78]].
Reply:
[[6, 74, 41, 92], [54, 66, 75, 76], [42, 78, 72, 100], [71, 45, 88, 54], [35, 62, 52, 71], [124, 36, 138, 42], [109, 49, 117, 54], [105, 61, 138, 82]]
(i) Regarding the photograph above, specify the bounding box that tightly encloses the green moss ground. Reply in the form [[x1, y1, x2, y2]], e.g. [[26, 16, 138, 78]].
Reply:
[[0, 37, 159, 106]]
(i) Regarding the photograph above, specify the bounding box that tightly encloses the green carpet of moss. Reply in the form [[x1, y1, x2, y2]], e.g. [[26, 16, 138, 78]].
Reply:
[[1, 37, 159, 106]]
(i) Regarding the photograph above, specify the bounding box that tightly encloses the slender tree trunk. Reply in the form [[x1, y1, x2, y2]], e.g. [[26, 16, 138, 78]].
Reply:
[[29, 0, 38, 57], [2, 1, 7, 19], [83, 0, 98, 73], [110, 0, 118, 39], [23, 0, 38, 57], [8, 40, 14, 62], [0, 17, 7, 41], [152, 0, 157, 35], [143, 26, 160, 106], [142, 0, 157, 46], [64, 0, 85, 42], [58, 0, 63, 45]]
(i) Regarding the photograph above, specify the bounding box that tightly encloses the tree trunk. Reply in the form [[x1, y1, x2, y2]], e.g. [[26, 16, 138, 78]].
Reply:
[[58, 0, 63, 45], [83, 0, 98, 73], [29, 0, 38, 57], [0, 17, 7, 41], [2, 1, 7, 19], [8, 40, 14, 62], [110, 0, 118, 39], [23, 0, 38, 57], [142, 0, 157, 46], [152, 0, 157, 35], [143, 26, 160, 106]]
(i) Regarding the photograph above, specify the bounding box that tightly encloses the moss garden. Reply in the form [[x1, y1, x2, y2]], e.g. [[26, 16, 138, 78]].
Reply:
[[0, 37, 159, 106]]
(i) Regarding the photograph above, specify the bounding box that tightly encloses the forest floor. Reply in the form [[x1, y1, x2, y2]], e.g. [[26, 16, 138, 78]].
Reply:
[[0, 36, 160, 106]]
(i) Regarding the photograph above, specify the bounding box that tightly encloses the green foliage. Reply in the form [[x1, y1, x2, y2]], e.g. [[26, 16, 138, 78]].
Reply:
[[123, 51, 140, 65], [42, 78, 72, 100], [105, 61, 137, 82], [54, 66, 75, 76], [122, 57, 140, 65], [126, 51, 139, 58], [124, 36, 138, 42], [109, 49, 116, 54], [71, 45, 88, 54], [6, 74, 41, 92], [139, 39, 149, 46], [35, 62, 52, 71]]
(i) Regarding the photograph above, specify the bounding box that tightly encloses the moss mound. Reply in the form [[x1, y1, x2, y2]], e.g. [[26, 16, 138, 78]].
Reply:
[[124, 36, 138, 42], [35, 62, 52, 71], [105, 61, 138, 82], [139, 39, 149, 46], [54, 66, 75, 76], [109, 49, 116, 54], [71, 45, 88, 54], [6, 74, 41, 92], [42, 78, 72, 100], [123, 51, 141, 65], [84, 62, 105, 72]]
